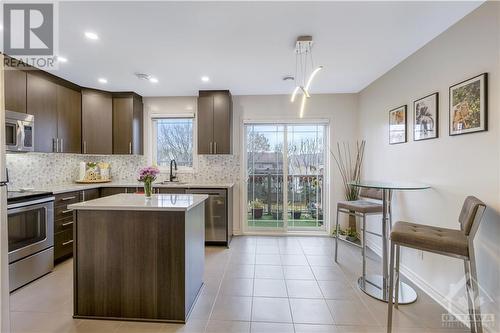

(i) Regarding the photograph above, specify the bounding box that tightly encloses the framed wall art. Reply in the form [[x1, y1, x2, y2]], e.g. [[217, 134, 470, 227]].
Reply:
[[414, 92, 438, 141], [449, 73, 487, 136], [389, 105, 407, 144]]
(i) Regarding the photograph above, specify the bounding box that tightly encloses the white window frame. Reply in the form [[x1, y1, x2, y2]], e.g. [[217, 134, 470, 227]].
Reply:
[[240, 118, 331, 236], [150, 114, 197, 173]]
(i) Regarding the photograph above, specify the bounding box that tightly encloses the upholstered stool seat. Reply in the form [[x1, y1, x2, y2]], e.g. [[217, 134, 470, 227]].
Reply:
[[337, 200, 383, 214], [390, 221, 468, 257], [387, 196, 487, 333], [335, 188, 384, 282]]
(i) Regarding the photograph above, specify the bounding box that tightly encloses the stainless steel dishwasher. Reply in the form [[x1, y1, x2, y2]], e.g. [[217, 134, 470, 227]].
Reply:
[[186, 188, 228, 244]]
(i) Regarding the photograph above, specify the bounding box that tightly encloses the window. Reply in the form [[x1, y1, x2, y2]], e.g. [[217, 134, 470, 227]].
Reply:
[[152, 117, 194, 170]]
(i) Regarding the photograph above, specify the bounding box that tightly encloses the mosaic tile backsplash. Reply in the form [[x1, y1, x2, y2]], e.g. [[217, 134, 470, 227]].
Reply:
[[6, 153, 239, 189]]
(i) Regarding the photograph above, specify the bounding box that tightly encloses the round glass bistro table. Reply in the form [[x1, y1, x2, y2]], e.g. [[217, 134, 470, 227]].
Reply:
[[349, 181, 431, 304]]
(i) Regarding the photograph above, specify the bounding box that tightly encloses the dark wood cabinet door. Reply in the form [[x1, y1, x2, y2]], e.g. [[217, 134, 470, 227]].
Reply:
[[112, 97, 133, 154], [82, 89, 113, 154], [100, 187, 126, 197], [57, 85, 81, 153], [132, 96, 143, 155], [197, 95, 214, 154], [212, 91, 232, 154], [5, 67, 27, 113], [27, 73, 57, 152]]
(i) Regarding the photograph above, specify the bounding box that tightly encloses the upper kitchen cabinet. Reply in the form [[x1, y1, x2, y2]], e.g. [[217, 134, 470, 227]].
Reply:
[[57, 85, 82, 153], [197, 90, 232, 154], [4, 66, 27, 113], [27, 73, 58, 153], [82, 89, 113, 154], [112, 93, 143, 155]]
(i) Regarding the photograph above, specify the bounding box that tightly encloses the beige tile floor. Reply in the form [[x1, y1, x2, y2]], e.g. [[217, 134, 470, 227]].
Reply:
[[9, 236, 470, 333]]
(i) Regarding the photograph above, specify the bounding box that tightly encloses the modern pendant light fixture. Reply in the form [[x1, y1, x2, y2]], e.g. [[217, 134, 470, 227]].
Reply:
[[290, 36, 323, 118]]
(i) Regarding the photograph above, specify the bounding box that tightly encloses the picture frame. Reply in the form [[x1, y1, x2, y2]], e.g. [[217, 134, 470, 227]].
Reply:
[[389, 105, 407, 144], [449, 73, 488, 136], [414, 92, 439, 141]]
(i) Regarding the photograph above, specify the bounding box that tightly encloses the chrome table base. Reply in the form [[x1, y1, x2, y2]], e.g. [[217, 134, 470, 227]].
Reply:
[[358, 275, 417, 304]]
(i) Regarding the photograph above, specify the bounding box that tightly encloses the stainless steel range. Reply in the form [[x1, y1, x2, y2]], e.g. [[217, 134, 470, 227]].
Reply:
[[7, 190, 54, 292]]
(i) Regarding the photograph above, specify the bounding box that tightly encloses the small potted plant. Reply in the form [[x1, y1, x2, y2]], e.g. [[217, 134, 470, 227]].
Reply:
[[345, 227, 359, 242], [249, 199, 264, 219], [271, 204, 283, 220], [137, 166, 160, 199]]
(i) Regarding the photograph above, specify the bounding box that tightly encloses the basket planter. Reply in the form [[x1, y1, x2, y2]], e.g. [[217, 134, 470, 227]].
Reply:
[[272, 211, 283, 220], [251, 208, 263, 219]]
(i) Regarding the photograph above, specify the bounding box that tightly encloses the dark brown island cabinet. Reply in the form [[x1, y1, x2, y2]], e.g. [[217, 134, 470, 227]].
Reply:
[[81, 89, 113, 154], [197, 90, 232, 155], [112, 93, 143, 154], [69, 194, 207, 323]]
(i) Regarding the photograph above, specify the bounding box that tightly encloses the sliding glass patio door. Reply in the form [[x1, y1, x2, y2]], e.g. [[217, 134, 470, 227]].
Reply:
[[245, 123, 327, 232]]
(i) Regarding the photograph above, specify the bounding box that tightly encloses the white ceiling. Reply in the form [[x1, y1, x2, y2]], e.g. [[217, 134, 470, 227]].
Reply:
[[30, 1, 484, 96]]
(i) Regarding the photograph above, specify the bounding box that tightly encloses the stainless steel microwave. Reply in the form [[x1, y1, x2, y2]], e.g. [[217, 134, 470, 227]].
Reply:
[[5, 110, 34, 152]]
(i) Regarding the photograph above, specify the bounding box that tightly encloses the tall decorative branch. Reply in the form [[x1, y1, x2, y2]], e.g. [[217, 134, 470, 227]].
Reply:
[[330, 140, 366, 201]]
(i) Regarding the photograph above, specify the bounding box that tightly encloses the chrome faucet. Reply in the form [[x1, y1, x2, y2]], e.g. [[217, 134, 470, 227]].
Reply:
[[169, 159, 178, 182]]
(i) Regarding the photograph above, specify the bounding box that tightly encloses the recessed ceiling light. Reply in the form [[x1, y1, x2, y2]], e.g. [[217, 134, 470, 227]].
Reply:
[[98, 78, 107, 84], [84, 31, 99, 40], [149, 77, 159, 83], [201, 76, 210, 82], [57, 56, 68, 63]]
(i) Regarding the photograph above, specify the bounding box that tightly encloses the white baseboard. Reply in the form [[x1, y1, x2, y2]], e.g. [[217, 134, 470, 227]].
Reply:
[[365, 239, 471, 329]]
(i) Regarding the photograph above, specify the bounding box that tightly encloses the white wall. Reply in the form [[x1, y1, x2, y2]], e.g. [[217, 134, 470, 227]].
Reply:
[[144, 94, 359, 234], [358, 2, 499, 327]]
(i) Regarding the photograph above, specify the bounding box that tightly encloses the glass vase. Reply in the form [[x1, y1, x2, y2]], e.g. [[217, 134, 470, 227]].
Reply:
[[144, 180, 153, 199]]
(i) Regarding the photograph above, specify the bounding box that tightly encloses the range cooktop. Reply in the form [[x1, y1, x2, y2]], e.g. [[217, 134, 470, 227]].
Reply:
[[7, 190, 53, 204]]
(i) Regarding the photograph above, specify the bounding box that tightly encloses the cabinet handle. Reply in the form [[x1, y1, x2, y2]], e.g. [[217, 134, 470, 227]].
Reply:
[[62, 209, 72, 214], [209, 142, 213, 154], [83, 141, 87, 154], [61, 221, 74, 227], [61, 196, 76, 201], [53, 138, 57, 153], [129, 142, 132, 154], [214, 142, 217, 154], [62, 240, 74, 246], [60, 138, 64, 153]]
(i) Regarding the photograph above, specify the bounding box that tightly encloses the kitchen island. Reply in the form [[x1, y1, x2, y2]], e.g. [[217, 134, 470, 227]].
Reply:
[[68, 193, 208, 323]]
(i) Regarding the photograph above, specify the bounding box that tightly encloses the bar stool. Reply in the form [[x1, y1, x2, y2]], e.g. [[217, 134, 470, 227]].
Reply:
[[387, 196, 486, 333], [335, 188, 383, 281]]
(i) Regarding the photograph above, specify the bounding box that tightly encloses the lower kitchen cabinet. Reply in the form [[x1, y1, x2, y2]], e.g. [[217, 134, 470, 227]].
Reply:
[[54, 229, 74, 262], [53, 190, 80, 263], [100, 187, 126, 197], [156, 187, 185, 194], [81, 188, 100, 201]]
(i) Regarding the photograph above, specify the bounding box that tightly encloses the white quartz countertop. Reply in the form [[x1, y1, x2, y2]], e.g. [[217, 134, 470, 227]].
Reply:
[[26, 182, 234, 194], [68, 193, 209, 211]]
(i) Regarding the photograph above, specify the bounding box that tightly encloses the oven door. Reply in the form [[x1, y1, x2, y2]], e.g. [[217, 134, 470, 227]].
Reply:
[[7, 199, 54, 263], [5, 119, 20, 151]]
